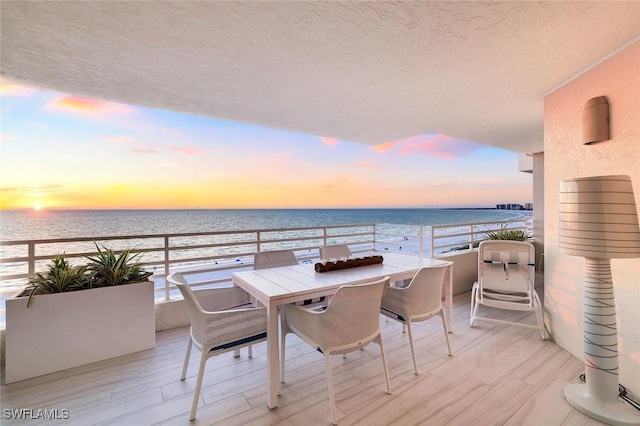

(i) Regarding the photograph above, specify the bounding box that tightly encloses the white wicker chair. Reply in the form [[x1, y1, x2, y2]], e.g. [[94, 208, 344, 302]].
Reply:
[[254, 249, 322, 381], [281, 276, 392, 425], [253, 249, 298, 269], [470, 240, 548, 340], [380, 265, 452, 375], [319, 244, 353, 261], [167, 272, 268, 421]]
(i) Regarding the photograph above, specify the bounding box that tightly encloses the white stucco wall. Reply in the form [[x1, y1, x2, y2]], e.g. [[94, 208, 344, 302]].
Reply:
[[544, 40, 640, 396]]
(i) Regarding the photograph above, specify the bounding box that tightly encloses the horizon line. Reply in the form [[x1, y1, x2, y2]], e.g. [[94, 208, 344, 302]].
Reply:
[[0, 205, 533, 212]]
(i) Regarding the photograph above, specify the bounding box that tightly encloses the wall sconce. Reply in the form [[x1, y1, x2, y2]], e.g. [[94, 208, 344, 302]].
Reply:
[[582, 96, 610, 144]]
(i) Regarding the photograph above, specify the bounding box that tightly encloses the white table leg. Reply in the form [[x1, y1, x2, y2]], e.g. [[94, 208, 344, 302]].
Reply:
[[266, 304, 279, 409]]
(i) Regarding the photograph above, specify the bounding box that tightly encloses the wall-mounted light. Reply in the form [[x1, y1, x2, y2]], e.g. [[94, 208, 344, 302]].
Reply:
[[582, 96, 610, 144]]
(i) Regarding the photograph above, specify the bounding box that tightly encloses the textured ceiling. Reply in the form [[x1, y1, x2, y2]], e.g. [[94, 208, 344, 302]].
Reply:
[[1, 1, 639, 154]]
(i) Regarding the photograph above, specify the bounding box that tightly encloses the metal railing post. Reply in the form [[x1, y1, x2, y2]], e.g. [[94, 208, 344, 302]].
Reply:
[[372, 224, 376, 253], [28, 242, 35, 277], [430, 226, 435, 257]]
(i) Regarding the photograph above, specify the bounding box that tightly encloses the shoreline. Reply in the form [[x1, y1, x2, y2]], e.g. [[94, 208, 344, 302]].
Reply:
[[440, 207, 532, 211]]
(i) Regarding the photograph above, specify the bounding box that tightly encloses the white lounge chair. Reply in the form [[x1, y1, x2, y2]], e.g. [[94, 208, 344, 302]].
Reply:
[[470, 240, 548, 340]]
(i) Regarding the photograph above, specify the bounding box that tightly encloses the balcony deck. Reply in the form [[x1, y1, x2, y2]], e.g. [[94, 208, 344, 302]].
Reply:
[[0, 290, 604, 425]]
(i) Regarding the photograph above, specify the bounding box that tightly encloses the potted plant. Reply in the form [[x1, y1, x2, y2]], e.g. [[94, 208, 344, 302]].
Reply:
[[23, 255, 90, 306], [484, 229, 531, 241], [5, 244, 156, 384], [85, 244, 153, 287]]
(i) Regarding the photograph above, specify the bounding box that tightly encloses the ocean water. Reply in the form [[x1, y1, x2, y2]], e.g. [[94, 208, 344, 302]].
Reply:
[[0, 208, 528, 241]]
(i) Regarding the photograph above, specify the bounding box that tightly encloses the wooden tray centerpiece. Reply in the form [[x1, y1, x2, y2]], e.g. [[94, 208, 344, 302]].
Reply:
[[314, 255, 384, 273]]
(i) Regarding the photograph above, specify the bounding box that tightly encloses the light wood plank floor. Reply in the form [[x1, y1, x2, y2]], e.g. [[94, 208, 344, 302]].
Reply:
[[1, 291, 610, 426]]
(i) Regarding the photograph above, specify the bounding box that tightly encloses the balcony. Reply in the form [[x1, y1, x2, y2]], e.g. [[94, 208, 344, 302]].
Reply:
[[0, 288, 603, 425], [1, 218, 605, 424]]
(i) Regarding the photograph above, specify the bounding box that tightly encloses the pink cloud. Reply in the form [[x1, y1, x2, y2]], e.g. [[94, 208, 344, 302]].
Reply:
[[107, 137, 162, 157], [399, 139, 443, 156], [371, 134, 481, 159], [371, 142, 394, 153], [46, 95, 132, 116], [321, 137, 339, 146], [170, 146, 200, 154]]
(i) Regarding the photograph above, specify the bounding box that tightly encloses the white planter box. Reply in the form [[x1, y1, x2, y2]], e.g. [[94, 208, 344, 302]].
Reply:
[[5, 280, 155, 384]]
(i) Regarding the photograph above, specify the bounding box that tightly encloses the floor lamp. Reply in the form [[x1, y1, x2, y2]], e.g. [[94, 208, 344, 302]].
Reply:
[[559, 175, 640, 426]]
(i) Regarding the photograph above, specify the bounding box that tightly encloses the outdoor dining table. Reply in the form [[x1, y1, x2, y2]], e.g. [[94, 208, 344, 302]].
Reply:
[[232, 251, 453, 409]]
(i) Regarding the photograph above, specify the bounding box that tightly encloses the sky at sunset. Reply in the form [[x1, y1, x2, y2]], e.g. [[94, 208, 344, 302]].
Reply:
[[0, 78, 532, 210]]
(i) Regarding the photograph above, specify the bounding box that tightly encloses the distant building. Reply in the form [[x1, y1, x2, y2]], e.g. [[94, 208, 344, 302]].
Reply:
[[496, 203, 531, 210]]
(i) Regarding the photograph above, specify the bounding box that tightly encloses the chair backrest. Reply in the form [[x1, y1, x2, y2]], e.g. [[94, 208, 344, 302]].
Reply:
[[478, 240, 534, 293], [167, 272, 252, 344], [254, 249, 298, 270], [167, 272, 208, 343], [319, 244, 353, 261], [402, 265, 449, 317], [319, 276, 390, 351]]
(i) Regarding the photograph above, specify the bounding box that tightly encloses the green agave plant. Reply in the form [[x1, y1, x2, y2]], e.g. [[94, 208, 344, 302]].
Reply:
[[85, 243, 152, 287], [484, 229, 531, 241], [25, 255, 90, 307], [23, 244, 152, 307]]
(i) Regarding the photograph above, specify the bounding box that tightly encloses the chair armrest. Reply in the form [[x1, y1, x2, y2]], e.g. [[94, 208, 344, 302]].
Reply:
[[283, 303, 325, 345], [382, 285, 409, 299], [380, 286, 409, 318], [195, 306, 267, 350], [202, 306, 267, 326]]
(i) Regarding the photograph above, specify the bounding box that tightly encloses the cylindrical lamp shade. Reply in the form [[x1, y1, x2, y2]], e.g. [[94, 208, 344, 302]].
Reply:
[[559, 175, 640, 259]]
